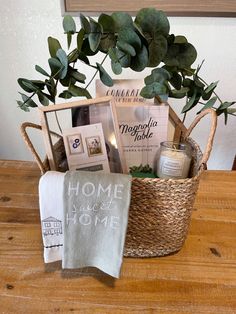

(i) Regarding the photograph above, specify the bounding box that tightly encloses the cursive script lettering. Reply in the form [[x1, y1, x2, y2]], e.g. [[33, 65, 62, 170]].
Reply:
[[119, 117, 158, 142]]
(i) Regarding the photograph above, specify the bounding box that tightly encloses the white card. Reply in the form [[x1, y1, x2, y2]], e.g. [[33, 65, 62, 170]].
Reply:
[[63, 123, 110, 173]]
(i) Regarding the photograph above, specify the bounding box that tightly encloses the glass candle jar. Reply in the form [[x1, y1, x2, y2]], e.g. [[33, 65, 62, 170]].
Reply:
[[156, 141, 193, 179]]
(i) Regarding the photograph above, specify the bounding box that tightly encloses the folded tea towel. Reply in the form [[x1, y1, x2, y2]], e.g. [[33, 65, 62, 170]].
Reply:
[[39, 171, 65, 263], [63, 171, 132, 278]]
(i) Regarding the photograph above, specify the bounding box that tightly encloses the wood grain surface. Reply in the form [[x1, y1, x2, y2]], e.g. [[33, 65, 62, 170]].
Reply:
[[64, 0, 236, 17], [0, 160, 236, 313]]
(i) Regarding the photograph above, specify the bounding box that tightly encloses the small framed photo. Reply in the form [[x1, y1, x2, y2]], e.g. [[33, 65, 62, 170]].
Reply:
[[67, 133, 84, 155], [63, 123, 110, 172], [38, 96, 127, 173], [86, 136, 103, 157]]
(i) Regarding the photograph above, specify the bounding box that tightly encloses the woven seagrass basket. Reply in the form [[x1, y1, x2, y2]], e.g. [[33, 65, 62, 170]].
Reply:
[[20, 108, 217, 257]]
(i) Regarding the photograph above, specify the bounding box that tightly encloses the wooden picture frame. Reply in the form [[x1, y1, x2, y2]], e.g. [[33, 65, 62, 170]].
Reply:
[[38, 96, 128, 173], [63, 0, 236, 17]]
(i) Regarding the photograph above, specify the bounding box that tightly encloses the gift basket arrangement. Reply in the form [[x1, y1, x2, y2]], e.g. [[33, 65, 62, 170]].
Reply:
[[17, 8, 234, 269]]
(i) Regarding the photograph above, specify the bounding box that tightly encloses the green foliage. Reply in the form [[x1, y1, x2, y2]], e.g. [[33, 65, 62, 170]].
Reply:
[[129, 164, 153, 174], [16, 8, 235, 123]]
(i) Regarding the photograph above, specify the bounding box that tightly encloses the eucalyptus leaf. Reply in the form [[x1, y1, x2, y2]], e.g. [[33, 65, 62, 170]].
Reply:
[[174, 36, 188, 44], [48, 57, 63, 79], [202, 81, 218, 100], [35, 65, 50, 77], [117, 41, 136, 57], [41, 92, 55, 103], [133, 22, 146, 38], [45, 78, 56, 98], [118, 28, 141, 51], [130, 45, 149, 72], [99, 33, 116, 52], [59, 90, 73, 99], [17, 100, 30, 112], [77, 52, 90, 65], [140, 82, 167, 99], [170, 72, 182, 90], [108, 47, 119, 63], [96, 63, 113, 87], [116, 49, 131, 68], [63, 15, 76, 33], [108, 48, 121, 72], [88, 18, 102, 52], [19, 92, 38, 107], [56, 49, 68, 79], [68, 85, 92, 98], [227, 108, 236, 115], [60, 75, 76, 87], [164, 43, 197, 68], [204, 81, 219, 94], [217, 101, 236, 111], [31, 80, 45, 89], [47, 37, 61, 58], [77, 29, 85, 51], [70, 70, 86, 83], [80, 14, 91, 33], [197, 97, 217, 114], [18, 78, 37, 93], [148, 35, 167, 67], [181, 91, 197, 113], [37, 91, 49, 106], [68, 48, 79, 63], [99, 14, 115, 32], [20, 81, 38, 92], [81, 38, 98, 56], [135, 8, 170, 39], [183, 78, 193, 87], [111, 60, 122, 75], [169, 87, 189, 99], [144, 68, 171, 85], [194, 76, 205, 89], [167, 34, 175, 45], [111, 12, 134, 32], [98, 14, 116, 52]]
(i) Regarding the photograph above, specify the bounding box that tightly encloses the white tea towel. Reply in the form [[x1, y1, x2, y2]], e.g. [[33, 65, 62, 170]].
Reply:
[[39, 171, 65, 263]]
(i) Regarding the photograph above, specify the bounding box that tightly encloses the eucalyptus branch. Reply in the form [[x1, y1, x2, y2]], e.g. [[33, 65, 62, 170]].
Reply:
[[85, 53, 108, 89], [17, 8, 235, 126], [198, 76, 224, 104], [21, 91, 36, 106]]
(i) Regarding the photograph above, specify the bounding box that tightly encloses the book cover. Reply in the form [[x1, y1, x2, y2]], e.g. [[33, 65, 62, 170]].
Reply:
[[116, 105, 169, 170]]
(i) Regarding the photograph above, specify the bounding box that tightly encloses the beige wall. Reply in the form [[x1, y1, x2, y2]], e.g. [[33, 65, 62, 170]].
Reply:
[[0, 0, 235, 169]]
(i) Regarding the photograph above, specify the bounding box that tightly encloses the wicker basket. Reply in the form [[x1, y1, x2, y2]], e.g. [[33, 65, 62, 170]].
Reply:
[[20, 109, 217, 257]]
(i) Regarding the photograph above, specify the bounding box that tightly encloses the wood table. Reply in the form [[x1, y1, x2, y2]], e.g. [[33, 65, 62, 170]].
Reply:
[[0, 160, 236, 313]]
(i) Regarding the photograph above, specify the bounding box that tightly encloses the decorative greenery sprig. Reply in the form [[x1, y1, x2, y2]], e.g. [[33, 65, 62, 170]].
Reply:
[[17, 8, 235, 124], [129, 164, 153, 174]]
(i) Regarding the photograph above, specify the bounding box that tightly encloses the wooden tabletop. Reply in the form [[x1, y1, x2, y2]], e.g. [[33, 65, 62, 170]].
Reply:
[[0, 160, 236, 313]]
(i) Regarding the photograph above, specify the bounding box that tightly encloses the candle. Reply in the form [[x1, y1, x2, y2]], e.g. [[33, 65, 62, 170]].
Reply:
[[156, 142, 192, 179]]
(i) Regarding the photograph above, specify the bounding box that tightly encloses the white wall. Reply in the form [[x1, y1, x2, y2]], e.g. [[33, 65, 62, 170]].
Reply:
[[0, 0, 235, 169]]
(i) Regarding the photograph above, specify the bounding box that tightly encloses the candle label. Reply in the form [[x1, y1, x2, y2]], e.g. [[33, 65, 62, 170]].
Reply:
[[160, 156, 184, 177]]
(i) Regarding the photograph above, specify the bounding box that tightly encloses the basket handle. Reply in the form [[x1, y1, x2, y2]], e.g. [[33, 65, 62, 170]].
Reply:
[[183, 108, 217, 166], [20, 122, 62, 174]]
